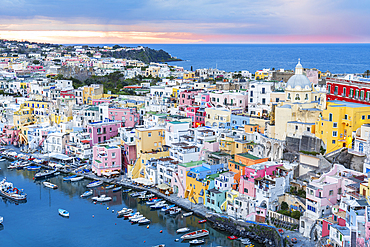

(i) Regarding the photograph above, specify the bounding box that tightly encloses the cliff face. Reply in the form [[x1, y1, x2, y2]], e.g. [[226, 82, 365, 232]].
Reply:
[[103, 47, 181, 63]]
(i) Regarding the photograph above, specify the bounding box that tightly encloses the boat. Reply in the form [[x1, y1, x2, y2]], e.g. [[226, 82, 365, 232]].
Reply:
[[278, 228, 284, 234], [130, 191, 146, 197], [0, 178, 27, 201], [0, 158, 6, 162], [123, 212, 135, 219], [105, 184, 115, 190], [0, 216, 3, 224], [138, 218, 151, 225], [161, 204, 175, 212], [122, 189, 132, 193], [131, 216, 146, 223], [239, 238, 251, 245], [150, 201, 167, 209], [228, 236, 238, 240], [34, 170, 58, 180], [112, 186, 122, 192], [176, 227, 190, 233], [139, 193, 155, 201], [181, 229, 209, 240], [59, 209, 69, 217], [146, 199, 162, 205], [80, 190, 93, 198], [63, 175, 78, 181], [152, 244, 165, 247], [86, 180, 103, 188], [91, 194, 112, 202], [26, 166, 41, 171], [43, 182, 58, 189], [291, 238, 297, 244], [70, 176, 84, 182], [198, 219, 207, 224], [128, 213, 143, 220], [183, 212, 193, 217], [117, 208, 133, 216], [189, 239, 205, 245], [169, 207, 181, 215]]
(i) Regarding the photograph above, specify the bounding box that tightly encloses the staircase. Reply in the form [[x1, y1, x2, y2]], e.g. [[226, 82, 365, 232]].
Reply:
[[130, 158, 142, 179], [39, 137, 45, 146]]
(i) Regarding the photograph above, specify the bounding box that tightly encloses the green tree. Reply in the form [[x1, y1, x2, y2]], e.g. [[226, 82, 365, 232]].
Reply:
[[291, 211, 301, 220], [364, 70, 370, 78], [281, 201, 289, 210]]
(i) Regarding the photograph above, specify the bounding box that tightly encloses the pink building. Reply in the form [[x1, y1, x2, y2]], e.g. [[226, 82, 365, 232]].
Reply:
[[0, 125, 20, 146], [179, 90, 202, 106], [108, 107, 139, 127], [209, 92, 248, 111], [87, 120, 120, 145], [92, 99, 111, 105], [92, 144, 121, 176], [171, 160, 203, 198]]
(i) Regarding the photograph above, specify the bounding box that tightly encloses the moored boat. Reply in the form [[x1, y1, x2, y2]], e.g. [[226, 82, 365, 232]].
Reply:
[[63, 175, 77, 181], [26, 166, 41, 171], [198, 219, 207, 224], [122, 189, 132, 193], [105, 184, 115, 190], [117, 208, 133, 216], [91, 194, 112, 202], [0, 178, 27, 201], [181, 229, 209, 240], [59, 209, 69, 217], [43, 182, 58, 189], [80, 190, 93, 198], [169, 207, 181, 215], [189, 239, 205, 245], [183, 212, 193, 217], [131, 216, 146, 223], [112, 186, 122, 192], [161, 204, 175, 212], [70, 176, 84, 182], [138, 218, 151, 225], [176, 227, 190, 233], [146, 199, 162, 205], [86, 180, 103, 188], [0, 216, 3, 224], [150, 201, 167, 209], [34, 170, 58, 180]]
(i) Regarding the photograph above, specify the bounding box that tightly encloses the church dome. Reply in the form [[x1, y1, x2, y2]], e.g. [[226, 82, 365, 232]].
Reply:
[[286, 59, 312, 90]]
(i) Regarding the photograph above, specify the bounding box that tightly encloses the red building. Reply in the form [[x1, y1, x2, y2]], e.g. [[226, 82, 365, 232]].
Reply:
[[326, 77, 370, 105]]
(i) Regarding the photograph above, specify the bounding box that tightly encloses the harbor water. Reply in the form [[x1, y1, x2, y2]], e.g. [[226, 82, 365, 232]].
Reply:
[[0, 159, 260, 247]]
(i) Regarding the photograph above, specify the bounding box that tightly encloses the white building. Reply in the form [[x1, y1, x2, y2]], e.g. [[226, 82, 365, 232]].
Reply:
[[44, 132, 69, 154], [247, 81, 274, 117]]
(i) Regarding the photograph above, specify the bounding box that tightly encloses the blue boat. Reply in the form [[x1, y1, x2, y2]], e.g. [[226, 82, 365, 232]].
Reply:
[[161, 204, 175, 212], [122, 189, 132, 193], [112, 186, 122, 192], [26, 166, 41, 171], [63, 175, 77, 181], [80, 190, 93, 198]]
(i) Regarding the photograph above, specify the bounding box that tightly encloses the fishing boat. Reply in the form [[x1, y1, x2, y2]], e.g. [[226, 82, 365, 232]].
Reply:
[[117, 208, 133, 216], [183, 212, 193, 217], [181, 229, 209, 240], [198, 219, 207, 224], [91, 194, 112, 202], [0, 216, 3, 224], [127, 213, 142, 220], [26, 166, 41, 171], [169, 207, 181, 216], [58, 209, 69, 217], [112, 186, 122, 192], [123, 212, 135, 219], [161, 204, 175, 212], [150, 201, 167, 209], [63, 175, 77, 181], [189, 239, 205, 245], [146, 199, 162, 205], [138, 218, 151, 225], [70, 176, 84, 182], [86, 180, 103, 188], [80, 190, 93, 197], [43, 182, 58, 189], [122, 189, 132, 193], [176, 227, 190, 233], [105, 184, 115, 190], [34, 170, 58, 180], [0, 178, 27, 201]]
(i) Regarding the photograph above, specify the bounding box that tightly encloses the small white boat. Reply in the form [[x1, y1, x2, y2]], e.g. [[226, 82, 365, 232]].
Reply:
[[118, 208, 133, 216], [59, 209, 69, 217], [70, 176, 84, 182], [127, 213, 142, 219], [150, 201, 167, 209], [92, 194, 112, 202], [80, 190, 93, 198], [181, 229, 209, 240], [86, 180, 103, 188], [189, 239, 204, 245], [112, 186, 122, 192], [169, 207, 181, 215], [183, 212, 193, 217], [0, 158, 6, 162], [43, 182, 58, 189], [0, 216, 3, 224], [138, 218, 151, 225], [176, 227, 190, 233], [105, 184, 115, 190], [131, 216, 146, 223]]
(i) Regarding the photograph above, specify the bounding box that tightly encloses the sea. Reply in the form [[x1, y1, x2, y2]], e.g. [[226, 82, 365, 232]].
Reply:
[[93, 43, 370, 74], [0, 160, 258, 247]]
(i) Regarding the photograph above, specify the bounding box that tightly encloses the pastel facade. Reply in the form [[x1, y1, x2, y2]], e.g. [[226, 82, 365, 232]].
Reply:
[[87, 120, 120, 145], [108, 107, 139, 127], [92, 144, 121, 176]]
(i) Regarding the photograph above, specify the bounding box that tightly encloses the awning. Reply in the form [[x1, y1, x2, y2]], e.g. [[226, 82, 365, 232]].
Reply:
[[48, 152, 73, 161], [157, 183, 171, 190], [81, 140, 90, 143], [133, 177, 153, 186]]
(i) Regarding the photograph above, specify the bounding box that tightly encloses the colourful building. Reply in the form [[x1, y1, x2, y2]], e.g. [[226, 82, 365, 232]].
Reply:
[[108, 107, 139, 127], [92, 144, 121, 176], [315, 100, 370, 154], [87, 120, 120, 145]]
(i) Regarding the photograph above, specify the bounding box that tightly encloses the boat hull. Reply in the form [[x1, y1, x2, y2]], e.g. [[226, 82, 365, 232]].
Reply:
[[0, 190, 27, 202]]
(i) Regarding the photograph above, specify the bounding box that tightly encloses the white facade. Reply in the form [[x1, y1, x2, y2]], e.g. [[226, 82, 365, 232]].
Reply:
[[247, 81, 274, 117]]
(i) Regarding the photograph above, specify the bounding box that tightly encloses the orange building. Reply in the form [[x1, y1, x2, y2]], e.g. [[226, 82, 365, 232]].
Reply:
[[228, 153, 269, 189], [244, 124, 264, 134]]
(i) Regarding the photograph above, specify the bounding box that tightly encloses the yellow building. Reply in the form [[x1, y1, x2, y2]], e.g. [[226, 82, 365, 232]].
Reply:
[[220, 136, 252, 155], [221, 190, 239, 211], [145, 67, 160, 77], [129, 127, 167, 179], [315, 100, 370, 154], [360, 179, 370, 204], [83, 85, 104, 105], [183, 72, 195, 80], [255, 70, 269, 80], [205, 108, 231, 128]]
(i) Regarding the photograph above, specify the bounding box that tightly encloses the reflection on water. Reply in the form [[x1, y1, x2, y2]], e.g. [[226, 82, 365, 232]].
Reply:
[[0, 160, 260, 246]]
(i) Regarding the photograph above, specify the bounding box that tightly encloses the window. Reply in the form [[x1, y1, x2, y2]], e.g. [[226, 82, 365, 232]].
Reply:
[[343, 87, 346, 96], [362, 115, 365, 120], [356, 89, 359, 98], [262, 98, 266, 104], [345, 114, 348, 120], [329, 113, 333, 121], [112, 152, 116, 158], [333, 123, 337, 128], [295, 94, 300, 100], [350, 88, 354, 97], [305, 94, 308, 100], [295, 125, 298, 130], [250, 98, 253, 103], [368, 115, 370, 119], [307, 127, 310, 132], [333, 131, 337, 137], [250, 91, 253, 97], [328, 84, 331, 92], [332, 140, 336, 144], [334, 86, 338, 95], [287, 93, 291, 100], [236, 144, 239, 148], [148, 132, 151, 137], [361, 90, 365, 100], [244, 188, 248, 193], [329, 190, 333, 195]]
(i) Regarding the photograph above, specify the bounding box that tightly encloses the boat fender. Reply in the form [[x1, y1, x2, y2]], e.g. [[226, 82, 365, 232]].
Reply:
[[107, 207, 109, 210], [112, 210, 114, 213], [147, 225, 149, 229], [92, 215, 94, 218], [160, 230, 163, 233], [13, 187, 19, 194]]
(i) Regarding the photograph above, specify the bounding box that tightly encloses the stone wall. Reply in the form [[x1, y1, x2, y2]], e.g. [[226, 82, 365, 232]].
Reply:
[[300, 136, 321, 153]]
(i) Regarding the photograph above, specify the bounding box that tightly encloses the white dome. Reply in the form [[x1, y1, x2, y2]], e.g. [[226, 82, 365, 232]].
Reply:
[[286, 74, 312, 90]]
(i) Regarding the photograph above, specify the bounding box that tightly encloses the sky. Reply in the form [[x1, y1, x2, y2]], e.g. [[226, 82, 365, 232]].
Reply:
[[0, 0, 369, 44]]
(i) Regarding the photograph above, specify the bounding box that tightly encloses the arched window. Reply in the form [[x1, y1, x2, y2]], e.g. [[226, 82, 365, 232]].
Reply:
[[305, 94, 309, 100], [295, 94, 300, 100], [287, 93, 291, 100]]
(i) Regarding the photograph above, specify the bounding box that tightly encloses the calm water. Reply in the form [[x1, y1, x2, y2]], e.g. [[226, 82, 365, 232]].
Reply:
[[0, 160, 256, 247], [88, 43, 370, 74]]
